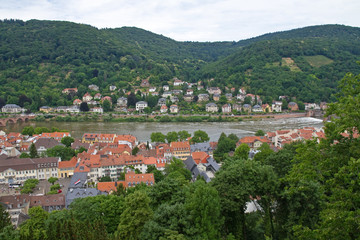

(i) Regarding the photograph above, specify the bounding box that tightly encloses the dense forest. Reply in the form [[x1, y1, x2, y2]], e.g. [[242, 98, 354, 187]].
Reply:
[[0, 70, 359, 240], [0, 19, 360, 110]]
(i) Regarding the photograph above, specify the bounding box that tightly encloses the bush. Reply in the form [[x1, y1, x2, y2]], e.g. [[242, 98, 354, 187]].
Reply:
[[20, 179, 39, 194], [50, 184, 61, 191]]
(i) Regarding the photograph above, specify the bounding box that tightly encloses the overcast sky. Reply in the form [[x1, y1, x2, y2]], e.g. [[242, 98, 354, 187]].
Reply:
[[1, 0, 359, 42]]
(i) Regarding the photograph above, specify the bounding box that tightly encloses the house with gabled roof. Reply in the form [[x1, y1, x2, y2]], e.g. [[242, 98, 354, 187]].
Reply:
[[160, 105, 168, 113], [82, 93, 93, 102], [222, 104, 232, 113], [206, 103, 218, 113], [170, 141, 191, 160], [170, 105, 179, 113], [237, 136, 271, 150]]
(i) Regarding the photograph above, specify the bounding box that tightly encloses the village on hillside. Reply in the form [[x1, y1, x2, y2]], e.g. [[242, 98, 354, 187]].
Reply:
[[0, 125, 327, 226], [1, 78, 327, 115]]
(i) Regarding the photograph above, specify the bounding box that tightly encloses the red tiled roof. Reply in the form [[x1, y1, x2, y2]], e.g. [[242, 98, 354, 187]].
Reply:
[[58, 157, 77, 169], [143, 157, 156, 165], [97, 181, 125, 192], [316, 132, 326, 139], [40, 132, 70, 140], [170, 141, 190, 150], [192, 151, 209, 164], [267, 132, 276, 138], [125, 172, 154, 187], [238, 136, 270, 144], [276, 130, 290, 135]]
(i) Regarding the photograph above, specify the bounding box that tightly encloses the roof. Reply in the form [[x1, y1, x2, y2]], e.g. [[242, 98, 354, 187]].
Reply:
[[3, 104, 21, 108], [170, 141, 190, 149], [97, 181, 125, 193], [71, 140, 90, 150], [192, 151, 209, 164], [190, 142, 212, 152], [58, 157, 77, 169], [40, 132, 70, 139], [66, 188, 106, 208], [34, 138, 64, 150], [125, 172, 155, 187], [136, 101, 147, 105], [267, 132, 276, 138], [184, 156, 200, 179], [238, 136, 270, 145], [0, 157, 59, 172], [30, 194, 65, 207], [68, 172, 88, 188]]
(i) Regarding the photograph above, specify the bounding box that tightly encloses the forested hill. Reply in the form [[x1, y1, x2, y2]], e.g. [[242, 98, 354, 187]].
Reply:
[[236, 24, 360, 46], [201, 37, 360, 102], [0, 19, 359, 110]]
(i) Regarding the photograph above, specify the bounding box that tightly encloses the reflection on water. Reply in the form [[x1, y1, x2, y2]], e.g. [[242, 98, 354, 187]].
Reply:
[[1, 117, 324, 142]]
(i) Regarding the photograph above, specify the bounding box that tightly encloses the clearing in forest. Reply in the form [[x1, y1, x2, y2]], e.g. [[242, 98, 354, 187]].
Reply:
[[281, 57, 301, 71], [304, 55, 334, 68]]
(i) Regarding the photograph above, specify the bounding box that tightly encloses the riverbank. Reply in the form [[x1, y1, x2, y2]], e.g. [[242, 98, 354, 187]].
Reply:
[[31, 111, 313, 123]]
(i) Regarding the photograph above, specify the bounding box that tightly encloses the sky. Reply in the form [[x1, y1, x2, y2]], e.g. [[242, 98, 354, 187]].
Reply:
[[0, 0, 359, 42]]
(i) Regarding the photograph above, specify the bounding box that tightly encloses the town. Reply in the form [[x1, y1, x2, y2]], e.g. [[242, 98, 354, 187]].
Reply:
[[1, 78, 327, 116], [0, 124, 326, 227]]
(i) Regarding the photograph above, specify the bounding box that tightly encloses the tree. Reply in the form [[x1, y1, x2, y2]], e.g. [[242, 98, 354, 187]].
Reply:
[[253, 143, 274, 163], [325, 70, 360, 142], [99, 176, 111, 182], [228, 133, 239, 143], [68, 195, 125, 235], [213, 133, 237, 162], [61, 136, 74, 147], [191, 130, 209, 144], [140, 203, 187, 240], [164, 158, 191, 181], [21, 179, 39, 194], [29, 143, 38, 158], [19, 206, 49, 240], [255, 130, 265, 136], [219, 95, 228, 104], [80, 102, 89, 112], [116, 191, 153, 240], [184, 180, 223, 239], [234, 143, 250, 159], [45, 210, 108, 239], [166, 131, 179, 143], [34, 127, 50, 135], [151, 132, 166, 143], [132, 146, 139, 155], [0, 204, 11, 232], [0, 225, 20, 240], [19, 152, 30, 158], [146, 165, 165, 183], [103, 99, 112, 112], [46, 145, 75, 160], [47, 177, 58, 185], [178, 130, 191, 141], [127, 92, 137, 107], [243, 96, 252, 105], [212, 159, 278, 239], [21, 126, 34, 136]]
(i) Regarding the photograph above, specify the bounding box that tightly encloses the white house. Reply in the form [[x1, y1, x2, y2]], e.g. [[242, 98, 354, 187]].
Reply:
[[2, 104, 25, 113], [136, 101, 148, 111], [91, 107, 104, 113]]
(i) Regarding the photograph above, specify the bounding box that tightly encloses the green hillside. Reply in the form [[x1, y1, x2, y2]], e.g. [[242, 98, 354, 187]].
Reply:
[[201, 37, 360, 102], [0, 19, 359, 110]]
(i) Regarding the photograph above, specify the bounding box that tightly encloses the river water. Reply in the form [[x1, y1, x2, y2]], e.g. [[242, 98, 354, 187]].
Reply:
[[1, 117, 324, 142]]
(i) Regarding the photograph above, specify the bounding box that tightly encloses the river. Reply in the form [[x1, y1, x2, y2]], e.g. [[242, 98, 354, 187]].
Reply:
[[0, 117, 324, 142]]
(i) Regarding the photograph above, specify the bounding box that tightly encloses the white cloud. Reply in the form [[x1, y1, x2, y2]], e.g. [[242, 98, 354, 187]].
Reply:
[[0, 0, 359, 41]]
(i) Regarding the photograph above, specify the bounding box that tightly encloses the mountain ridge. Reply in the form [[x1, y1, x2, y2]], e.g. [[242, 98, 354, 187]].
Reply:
[[0, 19, 359, 110]]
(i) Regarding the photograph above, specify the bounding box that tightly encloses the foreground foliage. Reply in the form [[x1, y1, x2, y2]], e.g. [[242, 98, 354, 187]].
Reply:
[[2, 69, 360, 239]]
